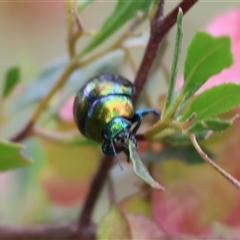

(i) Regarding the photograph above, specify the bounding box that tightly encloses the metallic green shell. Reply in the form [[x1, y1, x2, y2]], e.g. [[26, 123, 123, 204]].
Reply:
[[73, 91, 89, 137], [83, 74, 134, 97], [86, 95, 134, 142], [73, 73, 135, 141]]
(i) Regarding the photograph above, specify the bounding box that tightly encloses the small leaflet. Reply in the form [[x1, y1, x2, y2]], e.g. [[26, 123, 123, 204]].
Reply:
[[128, 140, 164, 190]]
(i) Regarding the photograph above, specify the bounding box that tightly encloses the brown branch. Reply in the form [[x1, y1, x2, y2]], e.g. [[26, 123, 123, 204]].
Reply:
[[0, 222, 77, 240], [11, 60, 79, 142], [189, 133, 240, 190], [133, 0, 199, 104], [0, 222, 97, 240], [1, 1, 199, 239], [10, 121, 34, 142], [0, 222, 96, 240], [78, 0, 198, 235], [78, 155, 114, 227], [135, 133, 146, 141]]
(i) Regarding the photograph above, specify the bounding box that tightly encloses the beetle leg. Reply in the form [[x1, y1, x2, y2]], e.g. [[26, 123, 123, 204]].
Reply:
[[135, 109, 161, 118], [131, 109, 161, 134]]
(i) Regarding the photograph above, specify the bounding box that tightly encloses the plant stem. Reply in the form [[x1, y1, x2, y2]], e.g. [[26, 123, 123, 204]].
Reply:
[[143, 88, 185, 139], [4, 1, 199, 239], [79, 11, 144, 67], [133, 0, 199, 105], [0, 222, 90, 240], [78, 0, 199, 233], [189, 133, 240, 190], [10, 10, 145, 143], [78, 155, 114, 226], [11, 59, 79, 142]]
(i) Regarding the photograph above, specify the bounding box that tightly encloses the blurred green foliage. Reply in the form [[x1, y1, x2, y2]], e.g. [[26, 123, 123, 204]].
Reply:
[[1, 1, 240, 238]]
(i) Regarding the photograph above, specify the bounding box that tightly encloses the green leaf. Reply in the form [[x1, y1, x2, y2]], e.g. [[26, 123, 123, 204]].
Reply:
[[180, 83, 240, 123], [19, 50, 124, 111], [0, 140, 31, 171], [77, 0, 95, 12], [128, 140, 164, 190], [141, 145, 212, 165], [182, 32, 232, 101], [162, 8, 182, 117], [18, 57, 68, 107], [81, 0, 153, 55], [97, 204, 131, 240], [3, 66, 20, 98], [188, 118, 232, 132]]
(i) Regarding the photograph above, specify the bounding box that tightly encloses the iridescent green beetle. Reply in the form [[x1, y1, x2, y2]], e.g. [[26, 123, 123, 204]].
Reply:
[[73, 73, 160, 169]]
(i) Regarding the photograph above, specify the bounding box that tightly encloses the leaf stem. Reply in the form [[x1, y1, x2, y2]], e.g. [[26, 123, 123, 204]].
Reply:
[[79, 0, 199, 232], [11, 59, 79, 142], [77, 11, 144, 61], [7, 1, 199, 239], [11, 15, 141, 143], [189, 133, 240, 190], [66, 1, 86, 58], [32, 62, 79, 122]]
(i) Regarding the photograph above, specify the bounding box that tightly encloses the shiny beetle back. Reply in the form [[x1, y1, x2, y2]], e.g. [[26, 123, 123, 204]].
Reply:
[[73, 73, 135, 142]]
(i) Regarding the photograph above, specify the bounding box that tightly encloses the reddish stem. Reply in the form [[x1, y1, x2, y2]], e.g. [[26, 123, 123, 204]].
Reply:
[[1, 1, 199, 239], [78, 155, 113, 226], [78, 0, 199, 234], [133, 0, 199, 104]]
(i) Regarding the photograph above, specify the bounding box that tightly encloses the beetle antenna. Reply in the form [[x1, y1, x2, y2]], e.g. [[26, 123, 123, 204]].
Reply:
[[111, 141, 123, 171]]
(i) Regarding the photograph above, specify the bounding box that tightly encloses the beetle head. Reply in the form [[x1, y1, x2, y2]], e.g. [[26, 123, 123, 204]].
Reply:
[[103, 117, 138, 147], [103, 117, 138, 169]]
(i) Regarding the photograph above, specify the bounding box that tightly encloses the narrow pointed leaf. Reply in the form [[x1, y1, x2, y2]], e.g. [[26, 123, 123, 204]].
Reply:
[[162, 8, 182, 116], [81, 0, 153, 55], [180, 83, 240, 123], [97, 204, 131, 240], [0, 140, 31, 171], [18, 50, 124, 108], [182, 32, 232, 100], [3, 66, 20, 98], [128, 140, 164, 190]]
